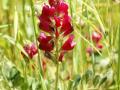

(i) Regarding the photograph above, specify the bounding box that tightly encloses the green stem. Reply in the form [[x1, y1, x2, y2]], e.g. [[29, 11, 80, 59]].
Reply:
[[55, 36, 59, 90], [55, 62, 59, 90], [22, 0, 27, 37], [89, 29, 95, 75], [30, 1, 47, 90], [117, 26, 120, 90], [29, 0, 43, 76], [86, 0, 95, 74], [24, 62, 27, 82], [117, 4, 120, 90], [69, 0, 73, 18]]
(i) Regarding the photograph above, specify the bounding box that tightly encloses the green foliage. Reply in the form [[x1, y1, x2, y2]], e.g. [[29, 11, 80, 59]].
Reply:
[[0, 0, 119, 90], [68, 74, 81, 90]]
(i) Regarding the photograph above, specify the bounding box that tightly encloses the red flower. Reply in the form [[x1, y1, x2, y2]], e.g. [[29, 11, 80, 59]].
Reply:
[[62, 35, 76, 51], [39, 5, 55, 33], [38, 2, 71, 36], [56, 2, 68, 15], [23, 43, 38, 58], [86, 47, 93, 55], [86, 43, 103, 56], [41, 5, 55, 17], [60, 15, 73, 36], [92, 31, 102, 43], [38, 32, 54, 51], [37, 0, 75, 62]]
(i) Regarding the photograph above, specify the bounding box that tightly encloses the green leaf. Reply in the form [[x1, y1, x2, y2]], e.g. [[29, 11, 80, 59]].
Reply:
[[73, 75, 81, 89], [9, 67, 20, 81], [14, 6, 18, 41], [99, 76, 107, 87], [82, 70, 93, 83], [68, 75, 81, 90], [93, 75, 100, 87], [27, 76, 41, 90], [0, 33, 29, 58], [12, 74, 24, 88]]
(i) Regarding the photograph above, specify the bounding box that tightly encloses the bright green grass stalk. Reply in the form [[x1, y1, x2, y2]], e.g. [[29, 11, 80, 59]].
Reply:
[[29, 0, 43, 76], [22, 0, 27, 38], [29, 0, 47, 90], [22, 0, 28, 83], [85, 0, 95, 75], [117, 25, 120, 90], [89, 28, 95, 74], [69, 0, 79, 75], [55, 62, 59, 90], [5, 1, 15, 62], [55, 37, 59, 90], [68, 0, 73, 18], [68, 0, 75, 77]]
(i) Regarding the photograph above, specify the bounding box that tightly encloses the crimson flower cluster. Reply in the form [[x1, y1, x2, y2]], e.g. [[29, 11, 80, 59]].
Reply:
[[38, 0, 75, 62], [87, 31, 103, 55], [22, 43, 38, 59]]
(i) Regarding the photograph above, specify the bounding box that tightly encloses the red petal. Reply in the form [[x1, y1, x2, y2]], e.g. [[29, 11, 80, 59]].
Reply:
[[62, 35, 76, 50], [38, 33, 54, 51], [49, 7, 56, 16], [39, 42, 53, 51], [86, 47, 93, 55], [39, 21, 52, 33], [41, 5, 55, 17], [54, 16, 61, 27], [55, 29, 59, 38], [63, 25, 73, 36], [38, 32, 52, 43], [39, 13, 52, 33], [38, 5, 55, 33], [23, 43, 38, 58], [61, 15, 73, 36], [92, 32, 102, 43], [56, 2, 68, 15], [41, 5, 50, 16]]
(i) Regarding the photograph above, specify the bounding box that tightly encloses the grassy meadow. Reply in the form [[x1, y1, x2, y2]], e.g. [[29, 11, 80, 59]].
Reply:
[[0, 0, 120, 90]]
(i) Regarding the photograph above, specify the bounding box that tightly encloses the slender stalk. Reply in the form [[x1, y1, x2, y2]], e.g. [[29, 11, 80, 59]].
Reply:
[[22, 0, 27, 37], [55, 37, 59, 90], [30, 1, 47, 90], [24, 62, 27, 82], [29, 0, 43, 76], [89, 29, 95, 75], [55, 62, 59, 90], [117, 4, 120, 90], [117, 26, 120, 90], [88, 0, 95, 75], [69, 0, 73, 18], [22, 0, 27, 82]]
